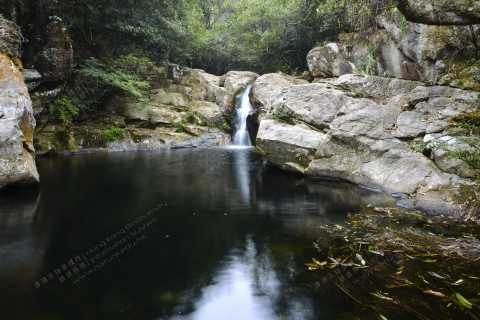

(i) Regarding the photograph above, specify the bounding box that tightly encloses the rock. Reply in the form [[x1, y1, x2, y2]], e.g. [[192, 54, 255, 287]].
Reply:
[[22, 69, 42, 91], [251, 73, 298, 113], [394, 111, 428, 138], [254, 73, 477, 215], [0, 54, 39, 189], [189, 101, 224, 125], [149, 106, 183, 124], [149, 90, 188, 108], [270, 83, 349, 130], [433, 148, 477, 178], [172, 66, 221, 102], [397, 0, 480, 25], [307, 43, 355, 78], [408, 85, 430, 106], [29, 87, 62, 116], [256, 119, 327, 172], [339, 16, 478, 84], [222, 71, 259, 95], [26, 16, 74, 83]]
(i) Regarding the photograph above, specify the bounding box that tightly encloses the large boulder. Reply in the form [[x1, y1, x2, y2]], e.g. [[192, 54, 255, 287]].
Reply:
[[251, 73, 300, 113], [222, 71, 259, 95], [397, 0, 480, 25], [307, 43, 355, 78], [254, 74, 477, 215], [0, 54, 39, 189]]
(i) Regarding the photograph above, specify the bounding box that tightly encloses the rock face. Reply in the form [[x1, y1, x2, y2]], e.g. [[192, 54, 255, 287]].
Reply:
[[307, 44, 356, 78], [308, 14, 479, 87], [254, 73, 478, 215], [0, 54, 39, 189], [397, 0, 480, 25], [25, 16, 74, 83]]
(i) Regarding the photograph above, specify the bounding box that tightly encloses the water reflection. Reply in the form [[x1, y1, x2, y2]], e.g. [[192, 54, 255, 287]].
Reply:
[[173, 236, 313, 320], [0, 148, 399, 319], [0, 188, 45, 291]]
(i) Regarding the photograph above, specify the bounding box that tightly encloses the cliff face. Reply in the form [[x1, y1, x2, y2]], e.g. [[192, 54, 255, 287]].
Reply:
[[0, 53, 39, 189], [397, 0, 480, 25]]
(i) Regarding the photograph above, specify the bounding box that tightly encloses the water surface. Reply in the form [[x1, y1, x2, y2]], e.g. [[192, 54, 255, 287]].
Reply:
[[0, 148, 396, 319]]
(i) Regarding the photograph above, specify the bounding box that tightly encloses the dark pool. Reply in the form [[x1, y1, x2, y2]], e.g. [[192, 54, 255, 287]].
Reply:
[[0, 147, 396, 320]]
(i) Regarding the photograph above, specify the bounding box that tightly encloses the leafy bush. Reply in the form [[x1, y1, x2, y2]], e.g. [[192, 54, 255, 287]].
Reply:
[[447, 110, 480, 218], [79, 57, 150, 108], [49, 97, 86, 125]]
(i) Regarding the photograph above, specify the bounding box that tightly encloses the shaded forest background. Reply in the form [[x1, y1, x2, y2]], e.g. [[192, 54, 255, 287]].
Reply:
[[1, 0, 392, 75]]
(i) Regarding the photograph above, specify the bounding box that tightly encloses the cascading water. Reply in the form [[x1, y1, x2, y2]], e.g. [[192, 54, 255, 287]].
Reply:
[[232, 85, 253, 146]]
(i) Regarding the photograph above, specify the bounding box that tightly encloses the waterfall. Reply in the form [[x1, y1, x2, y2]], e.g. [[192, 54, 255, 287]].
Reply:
[[232, 85, 253, 146]]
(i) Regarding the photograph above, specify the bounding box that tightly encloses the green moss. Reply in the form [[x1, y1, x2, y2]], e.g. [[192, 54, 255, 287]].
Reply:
[[273, 105, 295, 121], [100, 127, 125, 142], [441, 60, 480, 91]]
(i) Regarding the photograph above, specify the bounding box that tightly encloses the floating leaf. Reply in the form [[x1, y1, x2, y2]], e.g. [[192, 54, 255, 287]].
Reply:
[[423, 290, 446, 298], [422, 259, 437, 263], [356, 253, 366, 266], [455, 293, 472, 309], [378, 314, 388, 320], [369, 249, 385, 256], [371, 292, 393, 301], [428, 271, 445, 279]]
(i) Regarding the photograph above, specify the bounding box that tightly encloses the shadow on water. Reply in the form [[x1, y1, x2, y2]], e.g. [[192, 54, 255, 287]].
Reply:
[[0, 148, 397, 320]]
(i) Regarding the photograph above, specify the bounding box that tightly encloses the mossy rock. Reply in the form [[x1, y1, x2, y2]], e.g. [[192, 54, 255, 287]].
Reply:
[[439, 60, 480, 91]]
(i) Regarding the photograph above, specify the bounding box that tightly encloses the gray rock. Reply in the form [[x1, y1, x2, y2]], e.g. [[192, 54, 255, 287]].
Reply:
[[408, 86, 430, 106], [270, 83, 349, 129], [223, 71, 259, 95], [307, 43, 355, 78], [253, 72, 477, 215], [0, 55, 39, 189], [397, 0, 480, 25], [256, 119, 327, 171], [251, 73, 299, 113], [189, 101, 224, 125]]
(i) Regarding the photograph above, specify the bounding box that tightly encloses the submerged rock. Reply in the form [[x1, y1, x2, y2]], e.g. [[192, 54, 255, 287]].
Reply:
[[0, 54, 39, 189]]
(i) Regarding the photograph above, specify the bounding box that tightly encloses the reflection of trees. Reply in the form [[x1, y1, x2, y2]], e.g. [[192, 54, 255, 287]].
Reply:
[[0, 188, 44, 291]]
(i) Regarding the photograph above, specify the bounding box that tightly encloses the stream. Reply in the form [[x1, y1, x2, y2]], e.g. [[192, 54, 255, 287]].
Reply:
[[0, 148, 399, 320]]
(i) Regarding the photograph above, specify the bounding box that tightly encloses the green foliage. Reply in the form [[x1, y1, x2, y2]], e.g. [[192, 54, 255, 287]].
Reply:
[[218, 121, 231, 133], [316, 0, 397, 33], [448, 113, 480, 175], [100, 128, 125, 142], [79, 57, 150, 107], [49, 97, 84, 125], [446, 110, 480, 217]]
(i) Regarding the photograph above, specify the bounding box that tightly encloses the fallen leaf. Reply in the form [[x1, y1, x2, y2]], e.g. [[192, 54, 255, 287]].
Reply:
[[428, 271, 445, 279], [423, 290, 446, 298], [455, 293, 472, 309]]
